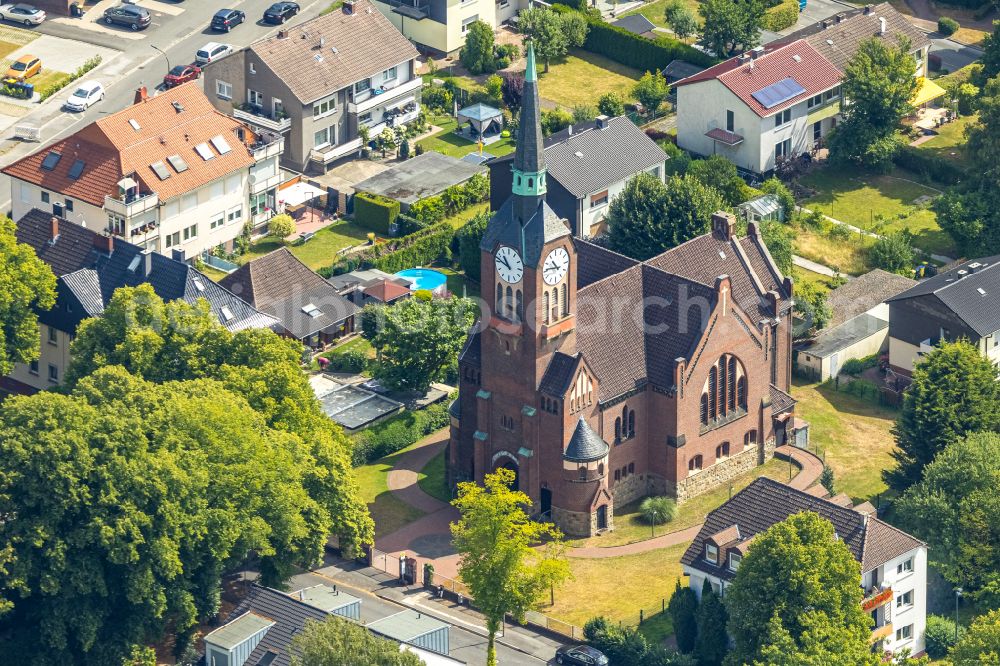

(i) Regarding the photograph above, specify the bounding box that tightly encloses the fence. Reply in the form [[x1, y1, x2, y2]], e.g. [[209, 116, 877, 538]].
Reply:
[[524, 611, 584, 641]]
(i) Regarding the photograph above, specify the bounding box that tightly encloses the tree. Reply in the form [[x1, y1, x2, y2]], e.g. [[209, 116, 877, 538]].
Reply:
[[895, 432, 1000, 601], [500, 71, 524, 109], [696, 580, 728, 666], [607, 172, 724, 261], [518, 10, 587, 72], [868, 232, 914, 275], [759, 220, 793, 275], [378, 126, 397, 157], [361, 296, 477, 392], [0, 215, 56, 375], [572, 104, 597, 123], [459, 20, 496, 74], [975, 21, 1000, 86], [668, 579, 699, 654], [290, 617, 423, 666], [829, 37, 916, 170], [451, 468, 568, 666], [884, 340, 1000, 492], [456, 210, 490, 282], [952, 608, 1000, 666], [759, 177, 795, 221], [631, 70, 670, 115], [700, 0, 764, 58], [820, 464, 836, 495], [725, 512, 873, 665], [597, 91, 625, 117], [751, 612, 881, 666], [793, 279, 831, 334], [267, 213, 296, 240], [687, 155, 747, 206], [665, 0, 699, 40], [0, 367, 350, 664]]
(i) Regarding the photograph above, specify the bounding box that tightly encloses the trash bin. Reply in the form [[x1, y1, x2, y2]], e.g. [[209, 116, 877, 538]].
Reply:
[[70, 3, 83, 17], [20, 83, 33, 99]]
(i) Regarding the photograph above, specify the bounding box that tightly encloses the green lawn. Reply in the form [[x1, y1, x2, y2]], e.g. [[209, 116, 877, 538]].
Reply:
[[417, 449, 450, 503], [537, 49, 641, 110], [436, 265, 480, 299], [417, 113, 515, 159], [619, 0, 703, 30], [241, 221, 372, 272], [798, 165, 955, 258], [352, 441, 426, 540], [791, 266, 839, 295], [443, 201, 489, 230], [914, 113, 975, 170], [791, 379, 898, 503], [792, 223, 876, 276]]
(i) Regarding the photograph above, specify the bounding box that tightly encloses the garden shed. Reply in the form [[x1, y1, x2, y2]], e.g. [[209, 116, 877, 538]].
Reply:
[[367, 610, 450, 656], [737, 194, 784, 223], [353, 151, 487, 210], [456, 103, 503, 143], [795, 313, 888, 381]]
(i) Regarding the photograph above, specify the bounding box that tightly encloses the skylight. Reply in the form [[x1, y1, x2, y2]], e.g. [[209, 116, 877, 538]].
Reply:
[[219, 306, 234, 322], [194, 143, 215, 161], [68, 160, 85, 180], [129, 119, 141, 131], [150, 161, 171, 180], [210, 135, 232, 155], [193, 278, 205, 292], [41, 151, 61, 171], [127, 255, 142, 272], [302, 303, 322, 318], [167, 154, 189, 173]]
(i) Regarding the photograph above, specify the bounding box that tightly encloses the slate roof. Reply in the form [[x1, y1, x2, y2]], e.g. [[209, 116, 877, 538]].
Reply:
[[458, 328, 481, 366], [886, 255, 1000, 337], [3, 82, 259, 205], [769, 384, 796, 413], [247, 0, 418, 103], [826, 269, 916, 327], [681, 477, 924, 581], [611, 14, 657, 36], [355, 151, 487, 206], [564, 418, 610, 462], [574, 239, 640, 289], [219, 248, 359, 340], [480, 197, 571, 267], [538, 352, 579, 396], [15, 209, 278, 333]]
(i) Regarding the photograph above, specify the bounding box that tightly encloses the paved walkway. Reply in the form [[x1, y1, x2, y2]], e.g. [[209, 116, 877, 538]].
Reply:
[[793, 254, 843, 278], [386, 431, 451, 514]]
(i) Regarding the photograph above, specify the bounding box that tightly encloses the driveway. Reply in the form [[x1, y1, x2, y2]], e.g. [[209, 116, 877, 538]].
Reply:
[[7, 35, 118, 73], [928, 37, 983, 73]]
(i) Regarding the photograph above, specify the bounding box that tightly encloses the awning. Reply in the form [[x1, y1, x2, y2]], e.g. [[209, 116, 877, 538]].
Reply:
[[911, 77, 946, 107], [705, 127, 744, 146]]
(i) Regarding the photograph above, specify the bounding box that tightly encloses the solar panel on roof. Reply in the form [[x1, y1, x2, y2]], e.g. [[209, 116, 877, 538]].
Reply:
[[150, 161, 171, 180], [41, 151, 61, 171], [166, 154, 189, 173], [210, 135, 231, 155], [751, 77, 807, 109], [194, 143, 214, 161], [68, 160, 85, 180]]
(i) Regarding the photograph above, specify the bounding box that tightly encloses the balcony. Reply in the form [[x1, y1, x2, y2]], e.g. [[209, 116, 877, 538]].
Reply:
[[384, 0, 430, 20], [870, 623, 893, 643], [104, 191, 159, 218], [349, 76, 422, 115], [249, 171, 281, 195], [250, 130, 284, 161], [233, 105, 292, 133], [861, 587, 893, 612], [310, 137, 363, 165]]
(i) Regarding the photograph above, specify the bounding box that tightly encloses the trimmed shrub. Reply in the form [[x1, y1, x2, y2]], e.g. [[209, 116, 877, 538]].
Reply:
[[351, 398, 452, 465], [892, 144, 966, 185], [326, 349, 368, 373], [354, 192, 400, 235], [422, 86, 453, 113], [925, 614, 962, 659], [542, 107, 574, 135], [762, 0, 799, 31], [938, 16, 960, 35], [329, 221, 455, 276], [395, 213, 428, 236], [37, 55, 102, 102], [640, 496, 677, 525], [841, 354, 878, 376]]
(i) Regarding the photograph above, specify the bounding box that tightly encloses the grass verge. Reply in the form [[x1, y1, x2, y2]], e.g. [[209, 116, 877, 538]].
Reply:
[[417, 449, 450, 503], [353, 442, 426, 540]]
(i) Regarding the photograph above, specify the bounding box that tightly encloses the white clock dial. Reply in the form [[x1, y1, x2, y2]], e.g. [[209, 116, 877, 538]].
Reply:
[[495, 246, 524, 284], [542, 247, 570, 285]]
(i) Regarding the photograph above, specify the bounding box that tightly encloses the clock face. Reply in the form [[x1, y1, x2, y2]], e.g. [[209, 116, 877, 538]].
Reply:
[[495, 246, 524, 284], [543, 247, 570, 285]]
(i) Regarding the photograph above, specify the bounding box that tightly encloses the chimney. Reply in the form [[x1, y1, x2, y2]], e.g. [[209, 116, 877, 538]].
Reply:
[[343, 0, 354, 14], [712, 211, 735, 240], [49, 216, 59, 243], [879, 16, 886, 34], [320, 37, 325, 48], [277, 29, 288, 39], [820, 19, 828, 29], [134, 86, 148, 104], [835, 12, 845, 22], [595, 114, 609, 128], [864, 3, 873, 13], [143, 249, 153, 277], [93, 232, 114, 255]]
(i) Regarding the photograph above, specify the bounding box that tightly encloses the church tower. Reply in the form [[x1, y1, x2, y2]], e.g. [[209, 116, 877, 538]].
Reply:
[[511, 43, 547, 224]]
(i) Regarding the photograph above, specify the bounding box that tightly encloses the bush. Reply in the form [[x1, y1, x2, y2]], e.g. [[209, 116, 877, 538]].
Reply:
[[762, 0, 799, 31], [542, 107, 574, 135], [37, 55, 102, 102], [354, 192, 400, 235], [827, 223, 853, 241], [842, 378, 880, 401], [351, 398, 452, 465], [456, 210, 490, 280], [840, 354, 878, 376], [925, 614, 962, 658], [597, 91, 625, 117], [500, 71, 524, 109], [329, 221, 455, 275], [572, 104, 597, 123], [938, 16, 960, 35], [868, 232, 914, 275], [267, 214, 296, 240], [460, 20, 496, 74], [325, 349, 368, 373], [640, 496, 677, 525], [422, 86, 453, 113]]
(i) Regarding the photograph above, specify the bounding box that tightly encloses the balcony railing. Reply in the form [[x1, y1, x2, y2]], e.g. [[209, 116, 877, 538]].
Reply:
[[310, 137, 363, 165], [249, 171, 281, 195], [250, 130, 284, 161], [104, 191, 159, 218], [233, 105, 292, 133], [861, 587, 893, 612], [384, 0, 430, 19], [349, 76, 422, 114], [870, 623, 893, 643]]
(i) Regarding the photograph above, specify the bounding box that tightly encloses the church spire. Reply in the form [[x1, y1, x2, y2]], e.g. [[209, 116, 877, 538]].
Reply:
[[511, 40, 546, 222]]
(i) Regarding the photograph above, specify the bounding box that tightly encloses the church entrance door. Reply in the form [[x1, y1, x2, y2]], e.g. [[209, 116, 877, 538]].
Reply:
[[596, 505, 608, 530], [540, 487, 552, 518], [494, 459, 519, 491]]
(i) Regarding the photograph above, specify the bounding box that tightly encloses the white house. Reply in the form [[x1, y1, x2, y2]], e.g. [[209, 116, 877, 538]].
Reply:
[[372, 0, 526, 55], [675, 3, 931, 174], [3, 82, 284, 261], [681, 477, 928, 657]]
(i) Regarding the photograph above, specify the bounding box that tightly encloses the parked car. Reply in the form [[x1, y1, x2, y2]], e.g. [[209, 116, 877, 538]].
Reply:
[[5, 54, 40, 81], [210, 8, 245, 31], [163, 64, 201, 88], [64, 81, 105, 112], [195, 42, 233, 65], [263, 1, 299, 23], [0, 4, 45, 25], [103, 4, 150, 30], [555, 646, 609, 666]]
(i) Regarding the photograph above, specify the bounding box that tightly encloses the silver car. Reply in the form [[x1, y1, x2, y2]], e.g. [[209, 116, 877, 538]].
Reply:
[[0, 3, 45, 25]]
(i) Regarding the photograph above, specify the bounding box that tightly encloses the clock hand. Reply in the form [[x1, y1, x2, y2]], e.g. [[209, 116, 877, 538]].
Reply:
[[499, 256, 511, 270]]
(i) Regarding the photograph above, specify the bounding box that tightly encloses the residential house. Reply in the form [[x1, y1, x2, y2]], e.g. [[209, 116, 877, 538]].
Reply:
[[2, 83, 284, 260], [202, 0, 421, 173], [682, 477, 928, 656], [2, 210, 277, 395], [610, 14, 658, 39], [886, 255, 1000, 377], [219, 247, 360, 349], [796, 269, 915, 381], [372, 0, 522, 55], [675, 3, 929, 174], [328, 267, 413, 305], [487, 115, 668, 238]]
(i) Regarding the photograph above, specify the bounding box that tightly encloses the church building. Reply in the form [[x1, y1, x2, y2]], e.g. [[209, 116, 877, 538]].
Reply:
[[448, 43, 801, 537]]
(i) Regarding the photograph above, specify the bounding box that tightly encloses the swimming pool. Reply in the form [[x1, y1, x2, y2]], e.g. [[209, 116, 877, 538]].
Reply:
[[394, 268, 447, 292]]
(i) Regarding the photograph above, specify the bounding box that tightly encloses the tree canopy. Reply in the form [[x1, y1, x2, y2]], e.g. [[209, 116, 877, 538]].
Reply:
[[518, 11, 587, 72], [451, 468, 569, 666], [725, 512, 873, 665], [607, 172, 724, 260], [884, 340, 1000, 492], [460, 20, 496, 74], [0, 215, 57, 375], [455, 210, 490, 284], [290, 617, 423, 666], [665, 0, 699, 40], [951, 608, 1000, 666], [700, 0, 764, 58], [867, 231, 914, 275], [631, 70, 670, 115]]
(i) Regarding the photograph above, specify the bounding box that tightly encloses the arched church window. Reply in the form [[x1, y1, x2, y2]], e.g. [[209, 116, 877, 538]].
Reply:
[[614, 417, 621, 442], [496, 283, 503, 314], [738, 376, 747, 410], [700, 394, 709, 425], [561, 283, 568, 316], [728, 356, 737, 412], [515, 290, 523, 322], [505, 286, 513, 317], [628, 410, 635, 438], [543, 291, 550, 324], [718, 357, 727, 416], [708, 366, 718, 420]]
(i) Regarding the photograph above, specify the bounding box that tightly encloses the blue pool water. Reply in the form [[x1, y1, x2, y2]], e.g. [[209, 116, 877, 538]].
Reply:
[[394, 268, 447, 292]]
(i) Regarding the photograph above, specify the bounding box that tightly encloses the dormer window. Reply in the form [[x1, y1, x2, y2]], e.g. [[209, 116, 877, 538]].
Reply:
[[729, 552, 741, 571], [705, 543, 718, 564]]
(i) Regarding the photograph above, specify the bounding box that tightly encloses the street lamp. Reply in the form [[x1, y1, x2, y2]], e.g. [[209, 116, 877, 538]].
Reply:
[[150, 44, 170, 72], [955, 587, 963, 644]]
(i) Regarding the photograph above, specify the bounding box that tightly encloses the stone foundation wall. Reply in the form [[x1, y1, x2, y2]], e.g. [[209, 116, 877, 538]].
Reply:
[[611, 471, 654, 507], [552, 506, 594, 537], [673, 440, 776, 503]]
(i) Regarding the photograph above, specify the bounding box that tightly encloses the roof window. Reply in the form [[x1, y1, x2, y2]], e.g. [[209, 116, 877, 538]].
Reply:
[[41, 151, 61, 171], [210, 135, 232, 155], [194, 143, 215, 161], [150, 161, 171, 180], [302, 303, 322, 318], [220, 306, 234, 322], [68, 160, 85, 180], [129, 119, 141, 131], [167, 154, 189, 173]]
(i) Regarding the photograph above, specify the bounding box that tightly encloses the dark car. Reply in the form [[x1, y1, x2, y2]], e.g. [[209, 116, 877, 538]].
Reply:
[[555, 645, 609, 666], [103, 4, 150, 30], [263, 1, 299, 23], [211, 8, 245, 31], [163, 64, 201, 88]]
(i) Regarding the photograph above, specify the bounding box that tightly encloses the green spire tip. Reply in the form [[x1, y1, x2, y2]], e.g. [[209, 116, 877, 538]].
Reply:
[[525, 41, 537, 83]]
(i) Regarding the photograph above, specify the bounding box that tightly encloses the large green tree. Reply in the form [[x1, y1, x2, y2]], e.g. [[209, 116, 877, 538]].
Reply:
[[518, 11, 587, 72], [952, 608, 1000, 666], [0, 216, 56, 375], [0, 367, 345, 664], [751, 612, 881, 666], [451, 468, 569, 666], [687, 155, 749, 207], [700, 0, 764, 58], [665, 0, 699, 41], [724, 512, 873, 665], [884, 340, 1000, 492], [668, 579, 699, 654], [459, 20, 496, 75], [290, 617, 423, 666], [361, 296, 476, 392], [696, 579, 728, 666], [896, 432, 1000, 602], [829, 37, 917, 170], [974, 21, 1000, 86], [631, 70, 670, 115], [607, 172, 724, 261]]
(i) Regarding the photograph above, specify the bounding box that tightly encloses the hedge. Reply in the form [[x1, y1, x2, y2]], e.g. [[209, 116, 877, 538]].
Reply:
[[354, 191, 400, 236], [326, 220, 454, 276], [937, 16, 960, 35], [892, 144, 966, 185], [553, 4, 716, 72], [351, 398, 453, 465], [38, 55, 102, 102], [762, 0, 799, 31]]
